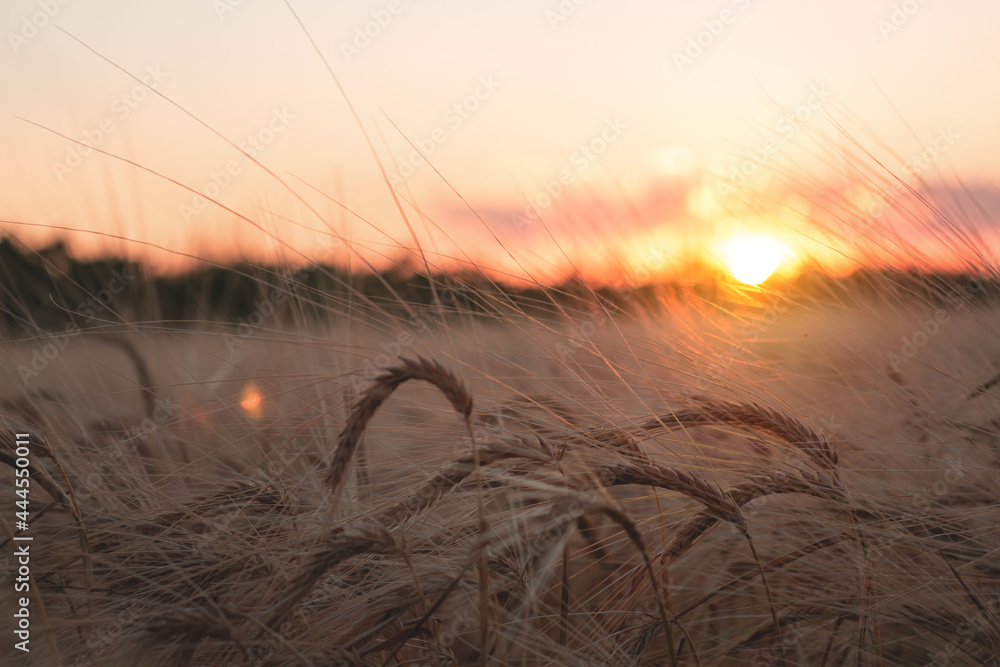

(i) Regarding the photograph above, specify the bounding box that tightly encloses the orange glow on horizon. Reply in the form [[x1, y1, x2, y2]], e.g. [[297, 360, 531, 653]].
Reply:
[[2, 2, 997, 284]]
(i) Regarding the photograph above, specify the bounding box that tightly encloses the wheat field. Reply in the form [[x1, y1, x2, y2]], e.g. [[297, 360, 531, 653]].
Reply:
[[3, 3, 1000, 666], [1, 260, 999, 665]]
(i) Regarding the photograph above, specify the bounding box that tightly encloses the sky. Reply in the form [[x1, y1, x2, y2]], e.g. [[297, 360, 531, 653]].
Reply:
[[2, 0, 999, 283]]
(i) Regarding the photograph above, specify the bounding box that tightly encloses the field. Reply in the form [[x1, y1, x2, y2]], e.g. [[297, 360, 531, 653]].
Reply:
[[1, 257, 999, 665], [3, 3, 1000, 666]]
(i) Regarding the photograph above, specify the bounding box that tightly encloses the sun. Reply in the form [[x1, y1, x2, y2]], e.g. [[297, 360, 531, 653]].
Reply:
[[725, 234, 786, 285]]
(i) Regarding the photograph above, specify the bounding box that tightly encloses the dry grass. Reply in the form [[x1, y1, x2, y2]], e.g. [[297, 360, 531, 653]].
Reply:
[[1, 28, 998, 662], [1, 290, 999, 666]]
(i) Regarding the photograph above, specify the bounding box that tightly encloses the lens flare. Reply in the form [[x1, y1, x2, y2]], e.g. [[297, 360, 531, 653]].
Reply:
[[240, 383, 263, 418]]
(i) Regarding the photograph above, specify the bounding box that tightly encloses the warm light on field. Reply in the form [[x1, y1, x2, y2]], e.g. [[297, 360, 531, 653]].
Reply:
[[240, 384, 263, 418], [725, 235, 787, 285]]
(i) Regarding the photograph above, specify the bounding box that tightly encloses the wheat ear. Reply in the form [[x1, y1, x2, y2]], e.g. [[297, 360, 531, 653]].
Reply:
[[326, 356, 473, 497], [637, 400, 839, 474]]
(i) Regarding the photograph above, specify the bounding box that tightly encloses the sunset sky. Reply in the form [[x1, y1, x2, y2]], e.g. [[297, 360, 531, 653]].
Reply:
[[2, 0, 999, 283]]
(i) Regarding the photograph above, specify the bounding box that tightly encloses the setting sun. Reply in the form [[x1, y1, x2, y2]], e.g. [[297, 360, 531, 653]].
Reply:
[[725, 235, 787, 285]]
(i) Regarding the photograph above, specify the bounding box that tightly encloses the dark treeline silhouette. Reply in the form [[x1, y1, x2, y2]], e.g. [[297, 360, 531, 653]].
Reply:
[[0, 236, 993, 335]]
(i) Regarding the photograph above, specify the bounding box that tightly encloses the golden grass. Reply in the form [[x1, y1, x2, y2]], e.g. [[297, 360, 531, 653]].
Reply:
[[2, 294, 999, 666], [2, 25, 998, 662]]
